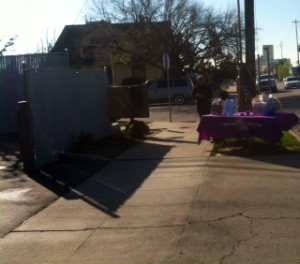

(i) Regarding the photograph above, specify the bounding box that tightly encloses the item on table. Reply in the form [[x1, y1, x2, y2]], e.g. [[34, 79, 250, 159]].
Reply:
[[265, 97, 282, 116], [252, 94, 282, 116], [211, 98, 223, 115], [222, 99, 236, 116], [252, 101, 267, 115]]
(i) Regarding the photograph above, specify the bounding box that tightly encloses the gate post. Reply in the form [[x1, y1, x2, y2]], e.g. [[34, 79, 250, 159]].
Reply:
[[17, 101, 35, 172]]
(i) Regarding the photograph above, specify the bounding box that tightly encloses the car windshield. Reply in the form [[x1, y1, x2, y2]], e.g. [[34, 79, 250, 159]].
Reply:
[[260, 81, 269, 85], [260, 79, 274, 83], [259, 75, 274, 79], [287, 77, 299, 81]]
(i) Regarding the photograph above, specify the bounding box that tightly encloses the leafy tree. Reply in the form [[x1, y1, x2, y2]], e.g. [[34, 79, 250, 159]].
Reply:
[[89, 0, 239, 80], [277, 61, 291, 80]]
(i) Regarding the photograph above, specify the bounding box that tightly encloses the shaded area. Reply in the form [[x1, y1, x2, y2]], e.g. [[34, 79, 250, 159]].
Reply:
[[212, 133, 300, 157], [1, 128, 172, 218], [72, 133, 141, 159], [0, 133, 22, 177], [29, 159, 110, 197], [0, 132, 141, 197], [61, 140, 172, 217], [28, 133, 144, 198], [211, 132, 300, 170]]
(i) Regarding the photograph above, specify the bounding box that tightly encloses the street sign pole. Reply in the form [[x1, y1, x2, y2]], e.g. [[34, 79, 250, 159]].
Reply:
[[163, 52, 172, 123]]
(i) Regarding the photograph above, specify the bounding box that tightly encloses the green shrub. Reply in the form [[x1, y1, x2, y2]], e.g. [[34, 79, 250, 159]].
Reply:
[[211, 132, 300, 156]]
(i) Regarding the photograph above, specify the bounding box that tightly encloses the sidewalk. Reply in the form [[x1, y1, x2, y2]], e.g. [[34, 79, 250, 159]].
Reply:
[[1, 122, 300, 264]]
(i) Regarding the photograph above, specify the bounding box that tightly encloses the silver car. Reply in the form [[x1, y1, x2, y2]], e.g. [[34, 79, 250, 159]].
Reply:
[[284, 76, 300, 89], [145, 77, 194, 105]]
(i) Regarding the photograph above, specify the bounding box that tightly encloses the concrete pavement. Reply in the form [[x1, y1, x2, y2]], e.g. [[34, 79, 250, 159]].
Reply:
[[1, 121, 300, 263]]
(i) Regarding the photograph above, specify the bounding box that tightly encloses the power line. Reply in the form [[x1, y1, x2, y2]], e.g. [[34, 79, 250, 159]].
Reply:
[[73, 0, 89, 24], [6, 0, 32, 34]]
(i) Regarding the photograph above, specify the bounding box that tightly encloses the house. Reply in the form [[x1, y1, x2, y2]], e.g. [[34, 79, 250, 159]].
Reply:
[[52, 20, 171, 85]]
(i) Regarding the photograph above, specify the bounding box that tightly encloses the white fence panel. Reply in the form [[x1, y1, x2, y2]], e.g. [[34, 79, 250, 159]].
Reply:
[[27, 68, 111, 169]]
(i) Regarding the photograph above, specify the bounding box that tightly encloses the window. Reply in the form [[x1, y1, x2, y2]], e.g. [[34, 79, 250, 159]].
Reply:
[[287, 77, 299, 82], [174, 79, 188, 87], [157, 80, 171, 88]]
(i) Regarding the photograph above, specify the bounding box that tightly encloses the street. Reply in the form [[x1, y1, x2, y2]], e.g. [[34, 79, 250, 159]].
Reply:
[[275, 82, 300, 117], [145, 82, 300, 124]]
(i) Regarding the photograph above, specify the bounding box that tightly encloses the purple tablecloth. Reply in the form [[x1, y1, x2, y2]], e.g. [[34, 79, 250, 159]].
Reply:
[[197, 112, 299, 145]]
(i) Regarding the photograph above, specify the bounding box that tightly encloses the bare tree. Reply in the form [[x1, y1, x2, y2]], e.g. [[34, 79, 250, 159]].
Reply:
[[0, 36, 17, 56], [36, 30, 57, 53], [89, 0, 239, 78]]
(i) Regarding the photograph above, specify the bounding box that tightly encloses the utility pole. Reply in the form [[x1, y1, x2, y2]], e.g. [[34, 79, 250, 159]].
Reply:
[[292, 19, 300, 67], [279, 42, 283, 59], [237, 0, 256, 112], [237, 0, 243, 63], [244, 0, 256, 94], [263, 46, 272, 93], [257, 54, 261, 94], [236, 0, 243, 111]]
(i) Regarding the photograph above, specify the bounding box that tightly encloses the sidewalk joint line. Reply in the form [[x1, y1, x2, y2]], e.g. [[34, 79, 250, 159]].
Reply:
[[11, 224, 185, 233]]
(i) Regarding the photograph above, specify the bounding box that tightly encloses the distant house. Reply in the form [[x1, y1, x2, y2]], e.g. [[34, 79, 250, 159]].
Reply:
[[52, 20, 171, 85]]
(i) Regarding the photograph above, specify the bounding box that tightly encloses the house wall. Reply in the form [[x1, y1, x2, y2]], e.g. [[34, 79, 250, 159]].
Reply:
[[114, 64, 132, 85], [146, 65, 163, 80], [112, 64, 163, 85], [53, 21, 171, 86], [65, 44, 163, 85]]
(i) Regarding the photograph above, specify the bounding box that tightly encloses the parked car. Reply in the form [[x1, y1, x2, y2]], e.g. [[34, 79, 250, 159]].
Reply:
[[256, 75, 278, 93], [284, 76, 300, 89], [144, 77, 194, 105]]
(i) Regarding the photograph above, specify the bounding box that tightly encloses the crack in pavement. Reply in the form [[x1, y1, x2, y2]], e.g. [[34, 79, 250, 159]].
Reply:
[[8, 211, 300, 263], [183, 211, 300, 264], [219, 219, 257, 264], [187, 212, 300, 225], [242, 213, 300, 221], [185, 212, 300, 264]]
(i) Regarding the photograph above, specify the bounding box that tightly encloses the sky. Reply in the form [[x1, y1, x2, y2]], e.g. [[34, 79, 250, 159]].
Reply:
[[0, 0, 88, 53], [1, 0, 300, 66], [203, 0, 300, 65]]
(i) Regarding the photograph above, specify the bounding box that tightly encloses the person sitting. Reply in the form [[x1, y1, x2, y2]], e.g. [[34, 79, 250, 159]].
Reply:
[[219, 89, 230, 102], [211, 89, 230, 115]]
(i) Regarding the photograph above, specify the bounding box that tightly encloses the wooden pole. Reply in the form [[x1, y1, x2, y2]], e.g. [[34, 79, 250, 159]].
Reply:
[[244, 0, 256, 98]]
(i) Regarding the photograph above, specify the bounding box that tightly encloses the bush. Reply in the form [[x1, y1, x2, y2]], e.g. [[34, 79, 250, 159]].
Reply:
[[125, 120, 150, 139]]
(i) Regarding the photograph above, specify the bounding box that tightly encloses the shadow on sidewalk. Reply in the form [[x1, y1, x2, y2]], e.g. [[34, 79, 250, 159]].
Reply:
[[27, 140, 172, 218], [61, 141, 172, 218], [0, 133, 22, 177], [1, 130, 172, 219]]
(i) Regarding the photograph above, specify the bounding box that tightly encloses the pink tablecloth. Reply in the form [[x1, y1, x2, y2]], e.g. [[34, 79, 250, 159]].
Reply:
[[197, 112, 299, 145]]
